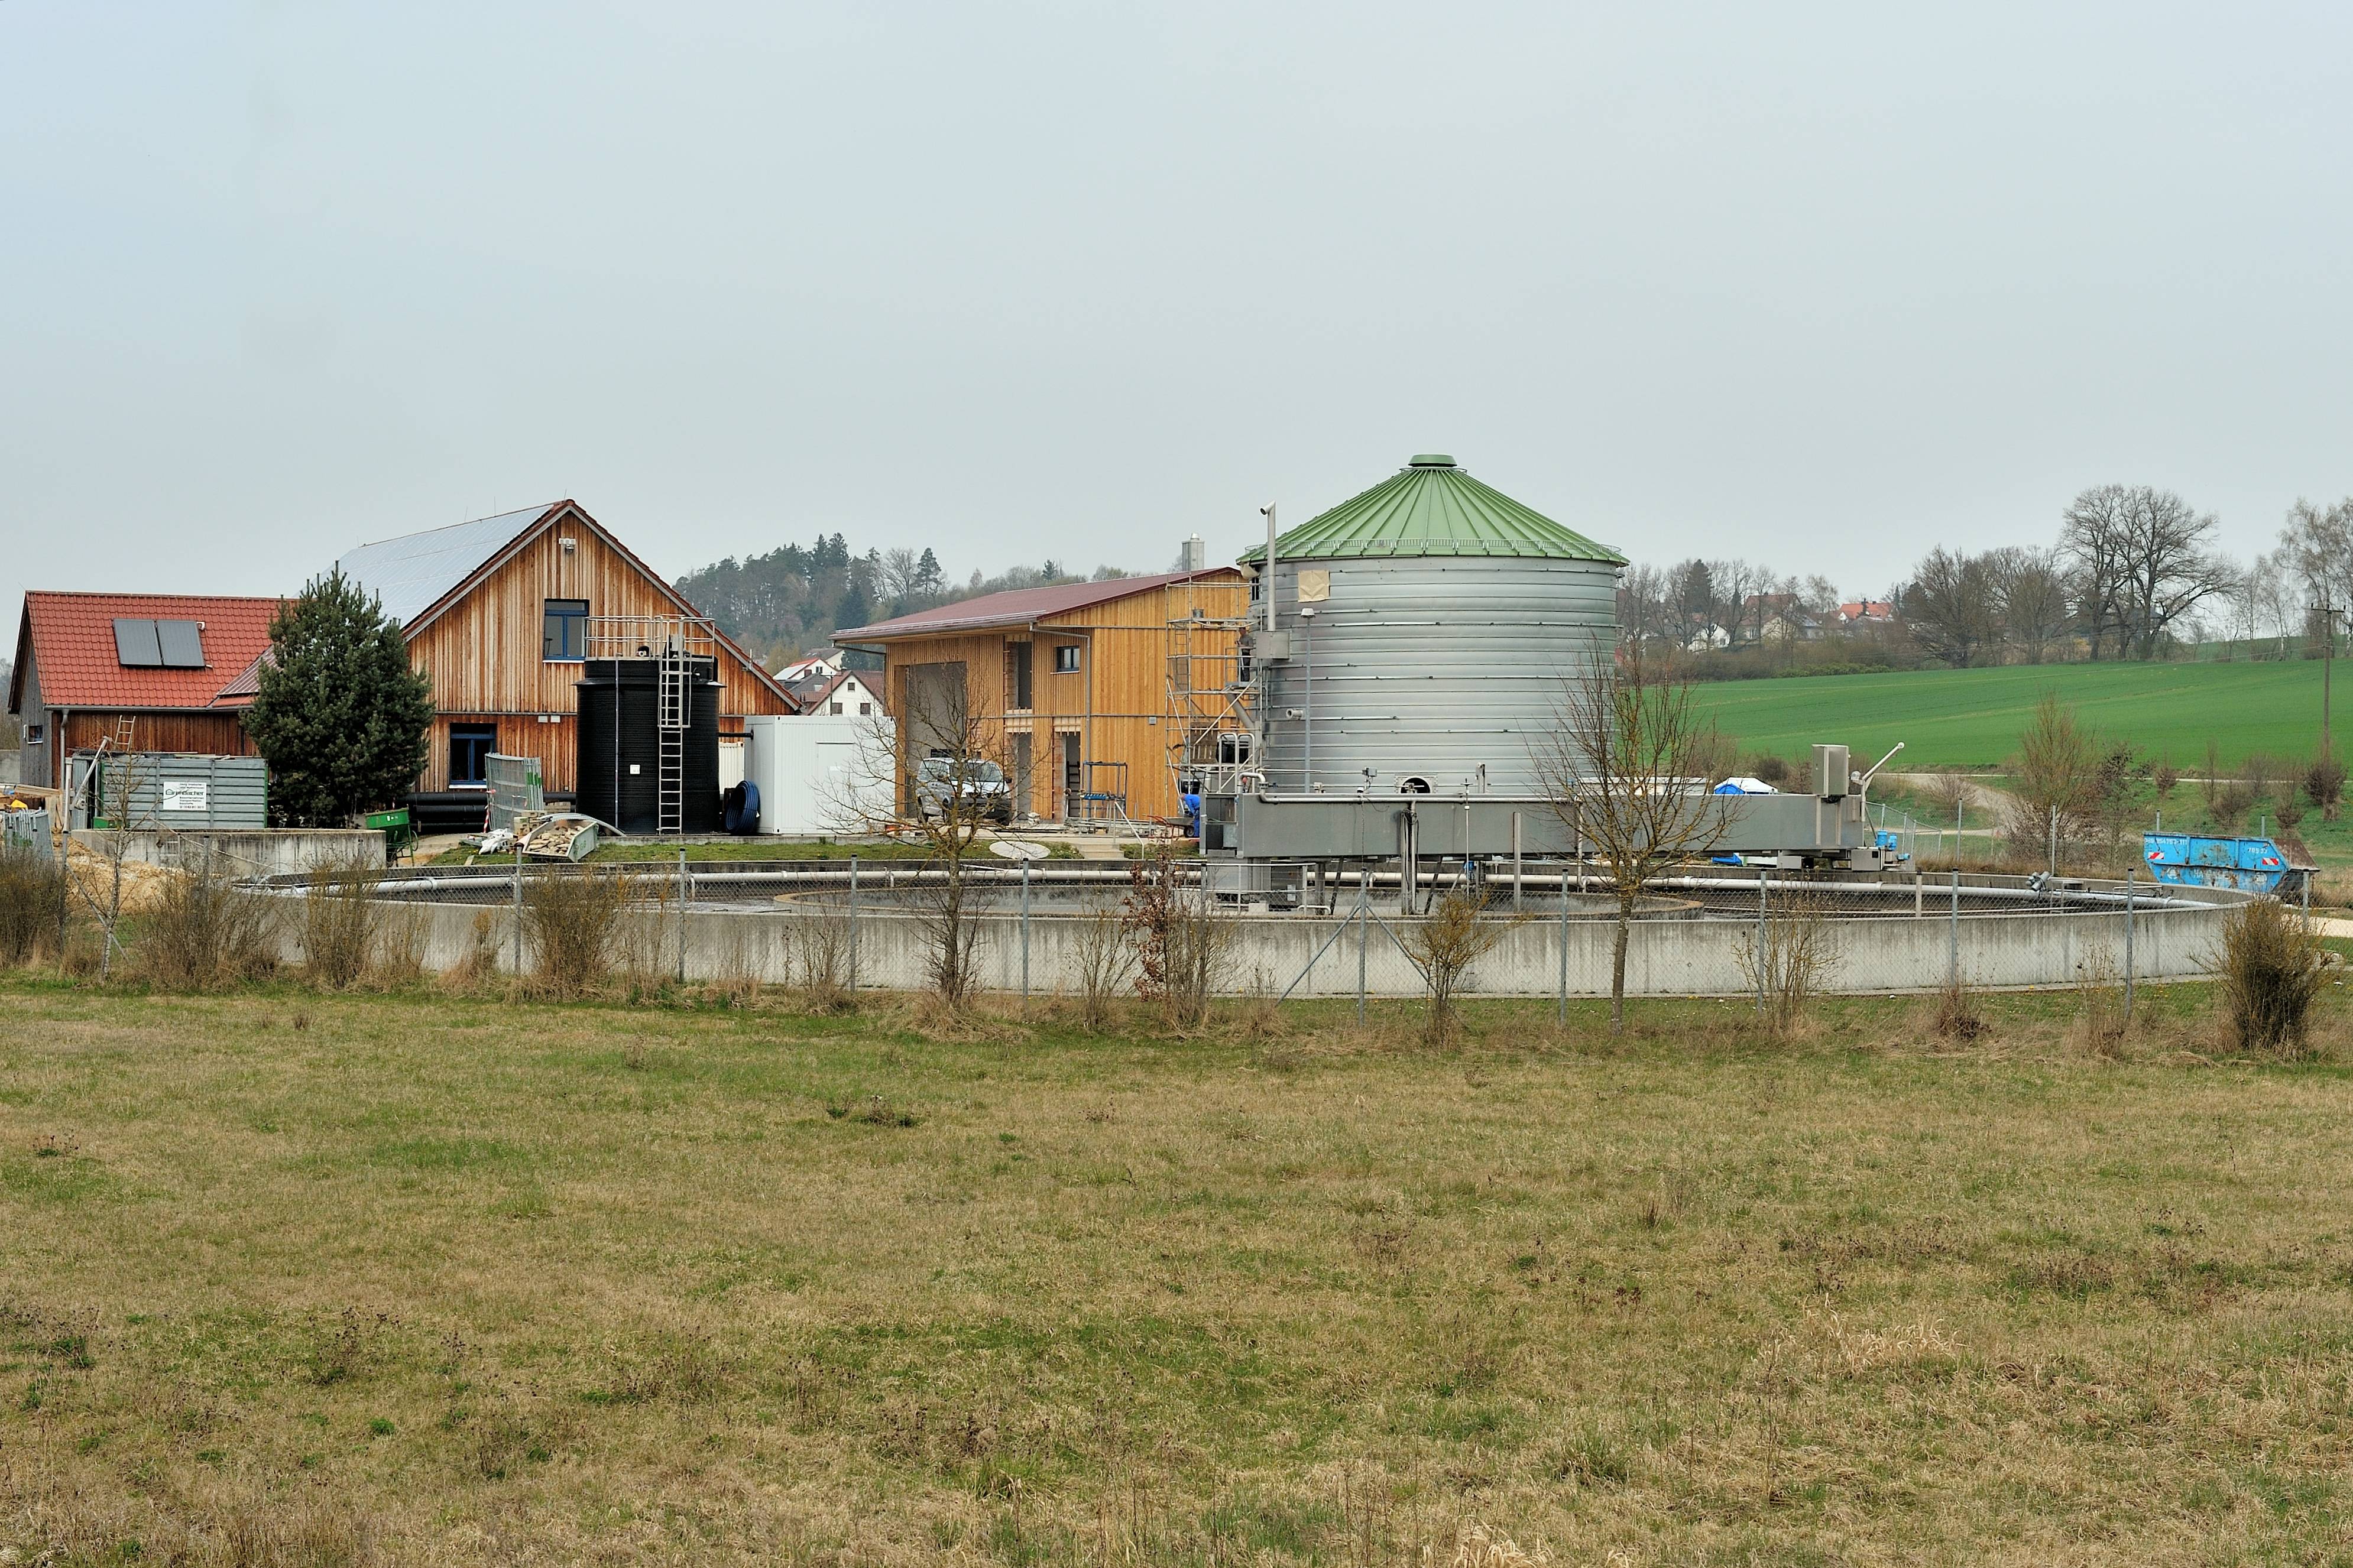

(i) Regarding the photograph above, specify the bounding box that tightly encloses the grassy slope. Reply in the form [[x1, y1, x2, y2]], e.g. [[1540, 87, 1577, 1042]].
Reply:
[[8, 981, 2353, 1563], [1693, 660, 2331, 771]]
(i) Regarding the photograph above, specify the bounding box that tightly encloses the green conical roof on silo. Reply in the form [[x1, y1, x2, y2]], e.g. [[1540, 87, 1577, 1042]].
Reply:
[[1236, 454, 1625, 565]]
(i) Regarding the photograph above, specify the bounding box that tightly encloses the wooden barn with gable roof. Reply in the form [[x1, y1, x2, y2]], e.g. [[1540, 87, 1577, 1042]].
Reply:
[[336, 500, 795, 805]]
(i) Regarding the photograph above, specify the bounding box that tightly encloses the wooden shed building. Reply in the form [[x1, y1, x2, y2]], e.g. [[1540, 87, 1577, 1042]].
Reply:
[[8, 592, 282, 792], [834, 569, 1249, 825], [336, 500, 795, 801]]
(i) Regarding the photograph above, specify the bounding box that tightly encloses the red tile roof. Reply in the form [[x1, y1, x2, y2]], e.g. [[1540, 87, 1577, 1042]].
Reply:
[[12, 592, 284, 713], [835, 569, 1239, 641]]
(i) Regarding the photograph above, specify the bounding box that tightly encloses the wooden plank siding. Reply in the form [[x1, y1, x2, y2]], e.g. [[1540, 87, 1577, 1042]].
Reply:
[[404, 514, 792, 793], [866, 573, 1248, 823], [32, 710, 256, 789]]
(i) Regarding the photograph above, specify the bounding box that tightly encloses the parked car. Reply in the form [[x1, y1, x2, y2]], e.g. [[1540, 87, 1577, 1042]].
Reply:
[[914, 755, 1013, 824]]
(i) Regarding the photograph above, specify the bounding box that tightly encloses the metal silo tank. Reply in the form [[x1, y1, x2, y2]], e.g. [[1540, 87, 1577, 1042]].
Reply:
[[1242, 455, 1624, 798]]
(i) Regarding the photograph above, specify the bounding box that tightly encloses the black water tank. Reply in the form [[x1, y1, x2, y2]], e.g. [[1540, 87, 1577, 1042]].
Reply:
[[575, 658, 722, 834]]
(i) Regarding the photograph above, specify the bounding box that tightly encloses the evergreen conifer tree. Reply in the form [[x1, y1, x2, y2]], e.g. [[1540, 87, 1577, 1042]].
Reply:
[[244, 569, 435, 826]]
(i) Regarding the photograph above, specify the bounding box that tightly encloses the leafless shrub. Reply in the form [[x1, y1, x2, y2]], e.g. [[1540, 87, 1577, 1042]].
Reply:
[[1920, 771, 1974, 824], [523, 869, 634, 999], [446, 908, 505, 991], [707, 924, 767, 1007], [1931, 976, 1985, 1043], [794, 902, 855, 1011], [2218, 899, 2326, 1058], [1404, 884, 1510, 1046], [2212, 782, 2252, 832], [1123, 843, 1232, 1030], [1071, 903, 1134, 1033], [2306, 753, 2346, 822], [301, 853, 385, 989], [2073, 940, 2127, 1059], [2242, 752, 2278, 809], [140, 853, 277, 990], [372, 904, 428, 985], [0, 844, 66, 965], [1737, 882, 1839, 1039]]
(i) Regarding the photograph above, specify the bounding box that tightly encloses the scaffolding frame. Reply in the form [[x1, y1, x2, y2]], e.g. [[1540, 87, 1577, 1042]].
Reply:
[[1163, 586, 1257, 800]]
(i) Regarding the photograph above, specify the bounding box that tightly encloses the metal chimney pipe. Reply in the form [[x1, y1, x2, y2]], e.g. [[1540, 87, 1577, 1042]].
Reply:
[[1260, 503, 1278, 634]]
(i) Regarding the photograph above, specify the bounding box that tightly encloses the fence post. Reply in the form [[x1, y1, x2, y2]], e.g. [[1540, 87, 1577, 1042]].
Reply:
[[1020, 857, 1031, 1009], [1914, 861, 1923, 918], [1948, 867, 1960, 988], [1557, 859, 1570, 1027], [511, 841, 524, 976], [1511, 811, 1522, 915], [848, 855, 860, 994], [1755, 866, 1768, 1015], [1356, 865, 1369, 1022], [2123, 855, 2135, 1022], [678, 847, 689, 984]]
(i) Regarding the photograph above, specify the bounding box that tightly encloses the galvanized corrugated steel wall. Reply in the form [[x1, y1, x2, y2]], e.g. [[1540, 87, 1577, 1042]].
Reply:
[[89, 752, 269, 830], [1258, 556, 1615, 796]]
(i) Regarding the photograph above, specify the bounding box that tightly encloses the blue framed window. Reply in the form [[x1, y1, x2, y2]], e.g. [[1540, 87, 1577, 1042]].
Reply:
[[450, 724, 497, 786], [542, 599, 589, 661]]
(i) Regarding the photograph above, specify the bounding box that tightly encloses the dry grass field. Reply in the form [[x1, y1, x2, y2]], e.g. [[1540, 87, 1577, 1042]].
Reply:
[[6, 978, 2353, 1565]]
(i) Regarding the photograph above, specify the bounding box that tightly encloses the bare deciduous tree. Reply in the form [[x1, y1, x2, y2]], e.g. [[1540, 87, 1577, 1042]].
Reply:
[[2007, 692, 2102, 867], [828, 662, 1012, 1007], [2277, 497, 2353, 618], [2062, 485, 2228, 660], [1533, 644, 1739, 1033], [1902, 547, 2002, 668], [1986, 546, 2073, 664]]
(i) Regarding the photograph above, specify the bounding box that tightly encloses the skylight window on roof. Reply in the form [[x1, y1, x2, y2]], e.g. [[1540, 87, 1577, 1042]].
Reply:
[[114, 618, 163, 667]]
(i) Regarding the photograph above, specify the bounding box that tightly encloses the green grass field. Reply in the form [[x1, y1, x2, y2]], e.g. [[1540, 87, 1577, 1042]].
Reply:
[[9, 976, 2353, 1564], [1693, 660, 2335, 771]]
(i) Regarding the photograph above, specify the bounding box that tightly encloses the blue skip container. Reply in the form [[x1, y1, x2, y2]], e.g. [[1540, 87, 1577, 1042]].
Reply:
[[2141, 833, 2308, 895]]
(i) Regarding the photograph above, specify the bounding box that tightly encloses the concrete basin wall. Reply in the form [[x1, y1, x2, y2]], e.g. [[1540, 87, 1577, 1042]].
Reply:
[[299, 883, 2247, 998]]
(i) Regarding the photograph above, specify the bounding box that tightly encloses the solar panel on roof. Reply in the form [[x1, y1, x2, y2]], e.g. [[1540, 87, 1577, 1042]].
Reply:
[[157, 619, 206, 668], [114, 618, 163, 667]]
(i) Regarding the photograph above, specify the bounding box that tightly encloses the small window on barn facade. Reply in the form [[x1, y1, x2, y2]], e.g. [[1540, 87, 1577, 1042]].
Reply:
[[1053, 645, 1080, 674], [542, 599, 589, 661], [450, 724, 497, 786], [1010, 642, 1033, 708]]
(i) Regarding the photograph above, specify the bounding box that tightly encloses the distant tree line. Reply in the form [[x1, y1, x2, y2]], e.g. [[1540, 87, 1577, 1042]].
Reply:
[[676, 538, 1140, 667], [1631, 483, 2353, 675]]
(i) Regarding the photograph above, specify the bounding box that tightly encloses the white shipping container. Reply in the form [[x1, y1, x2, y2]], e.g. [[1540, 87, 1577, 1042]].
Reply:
[[742, 714, 894, 836]]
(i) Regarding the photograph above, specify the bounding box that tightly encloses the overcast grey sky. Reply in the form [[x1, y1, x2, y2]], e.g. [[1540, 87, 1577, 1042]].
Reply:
[[5, 2, 2350, 620]]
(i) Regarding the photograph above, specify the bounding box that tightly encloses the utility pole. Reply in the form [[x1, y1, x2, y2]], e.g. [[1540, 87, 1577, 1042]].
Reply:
[[2312, 599, 2344, 757]]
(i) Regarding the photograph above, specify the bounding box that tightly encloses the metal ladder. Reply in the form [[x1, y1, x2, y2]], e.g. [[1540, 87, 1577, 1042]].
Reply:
[[656, 632, 688, 836]]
